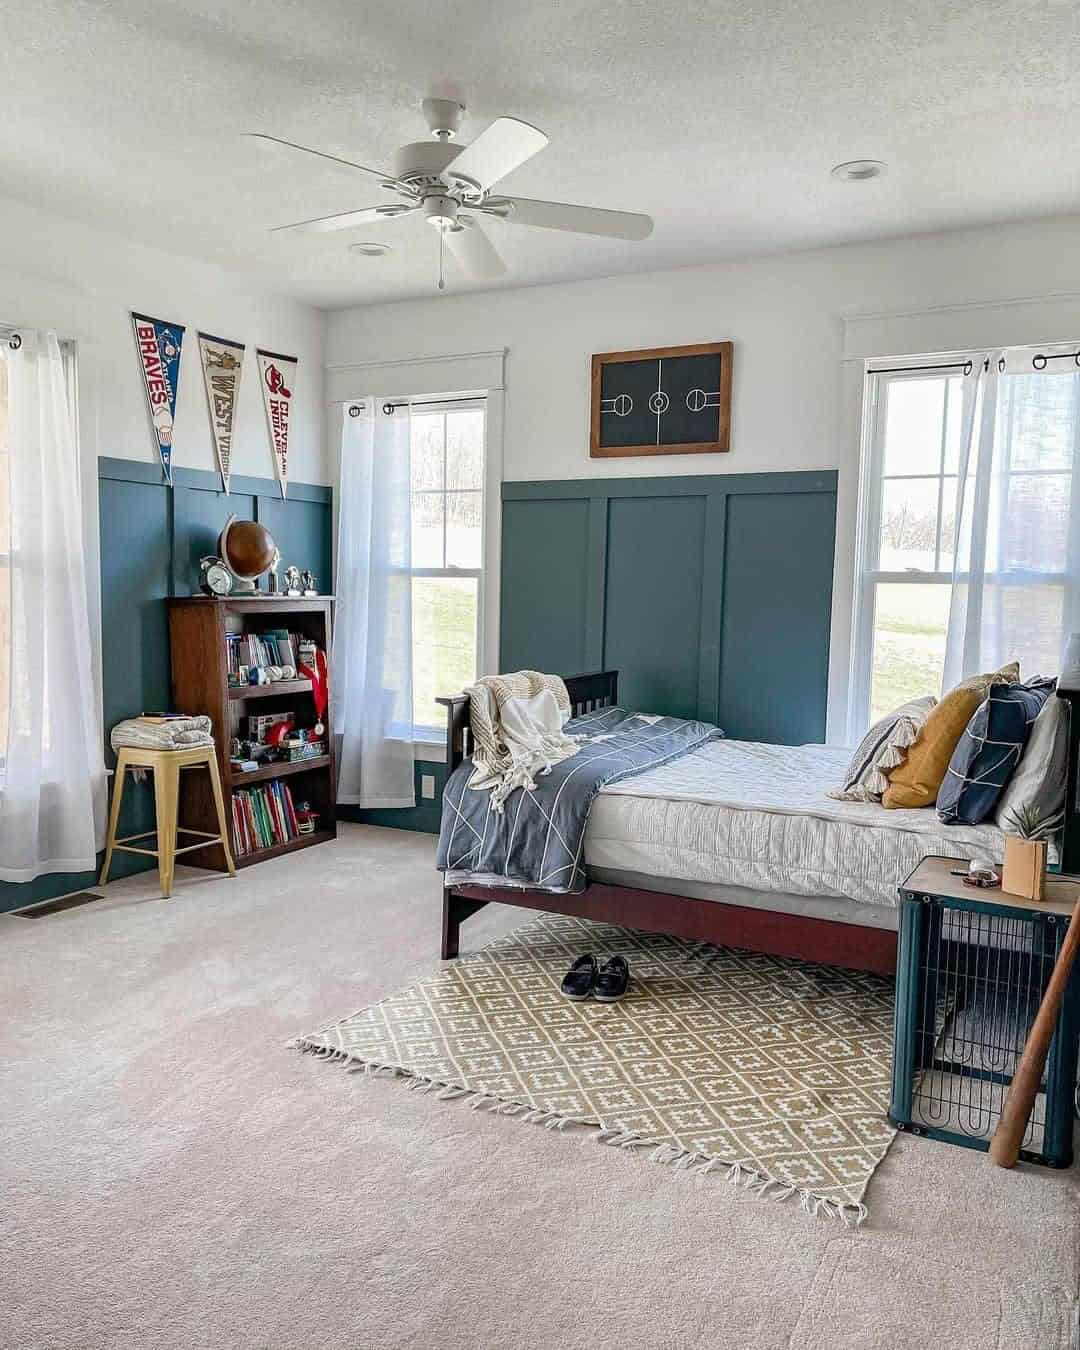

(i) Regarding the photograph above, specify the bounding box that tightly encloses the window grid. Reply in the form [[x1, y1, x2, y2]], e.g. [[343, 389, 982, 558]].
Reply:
[[408, 403, 485, 734]]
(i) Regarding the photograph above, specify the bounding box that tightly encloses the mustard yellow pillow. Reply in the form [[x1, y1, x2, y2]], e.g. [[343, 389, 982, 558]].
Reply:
[[882, 663, 1020, 809]]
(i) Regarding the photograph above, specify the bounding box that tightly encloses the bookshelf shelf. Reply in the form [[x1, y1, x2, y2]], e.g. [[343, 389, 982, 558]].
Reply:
[[166, 596, 336, 871], [235, 829, 336, 869], [231, 755, 332, 786], [229, 678, 314, 701]]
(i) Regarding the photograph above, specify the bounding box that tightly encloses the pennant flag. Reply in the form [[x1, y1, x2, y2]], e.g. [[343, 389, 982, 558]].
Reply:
[[257, 348, 297, 500], [132, 313, 184, 483], [198, 332, 245, 493]]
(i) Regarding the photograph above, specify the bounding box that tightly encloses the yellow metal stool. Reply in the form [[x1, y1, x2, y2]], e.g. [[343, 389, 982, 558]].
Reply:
[[99, 745, 236, 897]]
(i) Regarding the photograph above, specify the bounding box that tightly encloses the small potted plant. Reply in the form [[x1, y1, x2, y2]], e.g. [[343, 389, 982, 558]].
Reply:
[[1001, 803, 1065, 900]]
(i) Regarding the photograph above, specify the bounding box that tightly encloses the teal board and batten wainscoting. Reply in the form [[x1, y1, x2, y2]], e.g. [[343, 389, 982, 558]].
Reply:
[[501, 471, 838, 742], [0, 458, 332, 913], [352, 468, 838, 841]]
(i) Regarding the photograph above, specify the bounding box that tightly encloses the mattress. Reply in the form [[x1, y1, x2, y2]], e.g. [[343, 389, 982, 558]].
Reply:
[[587, 739, 1006, 910]]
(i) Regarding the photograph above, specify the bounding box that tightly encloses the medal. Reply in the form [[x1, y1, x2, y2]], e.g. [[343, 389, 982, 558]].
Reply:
[[299, 649, 328, 737]]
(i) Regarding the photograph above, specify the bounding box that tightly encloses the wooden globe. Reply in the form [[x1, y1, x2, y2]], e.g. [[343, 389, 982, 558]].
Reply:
[[219, 515, 276, 580]]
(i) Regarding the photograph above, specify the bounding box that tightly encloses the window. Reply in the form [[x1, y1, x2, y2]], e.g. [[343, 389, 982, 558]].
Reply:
[[409, 402, 485, 733], [852, 350, 1080, 732]]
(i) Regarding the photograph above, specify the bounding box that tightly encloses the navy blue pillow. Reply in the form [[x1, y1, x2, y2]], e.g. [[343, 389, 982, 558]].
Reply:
[[937, 678, 1056, 826]]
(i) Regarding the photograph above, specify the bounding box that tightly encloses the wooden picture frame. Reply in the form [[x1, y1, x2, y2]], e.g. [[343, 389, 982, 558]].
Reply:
[[590, 341, 733, 459]]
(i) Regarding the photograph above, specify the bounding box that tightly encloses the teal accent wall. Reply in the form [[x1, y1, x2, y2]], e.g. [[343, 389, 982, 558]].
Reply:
[[338, 757, 448, 836], [0, 459, 333, 914], [501, 471, 838, 744], [358, 468, 838, 842]]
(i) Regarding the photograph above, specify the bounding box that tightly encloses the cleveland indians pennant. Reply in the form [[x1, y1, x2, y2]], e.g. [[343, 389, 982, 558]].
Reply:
[[132, 313, 184, 483], [198, 332, 245, 494], [257, 348, 297, 499]]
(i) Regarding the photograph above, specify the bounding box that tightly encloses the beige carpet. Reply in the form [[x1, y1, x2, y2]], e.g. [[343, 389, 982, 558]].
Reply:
[[1, 823, 1078, 1350], [296, 915, 898, 1222]]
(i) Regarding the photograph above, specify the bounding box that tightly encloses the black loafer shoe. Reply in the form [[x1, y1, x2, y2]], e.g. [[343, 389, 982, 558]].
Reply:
[[561, 954, 598, 1001], [595, 955, 630, 1003]]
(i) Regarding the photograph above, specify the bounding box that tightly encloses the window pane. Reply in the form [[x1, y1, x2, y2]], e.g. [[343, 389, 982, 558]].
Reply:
[[869, 582, 950, 721], [989, 472, 1071, 573], [446, 491, 482, 568], [998, 372, 1077, 471], [411, 491, 445, 568], [943, 376, 964, 474], [411, 413, 444, 490], [992, 584, 1063, 677], [412, 576, 477, 729], [880, 476, 941, 571], [446, 409, 484, 490], [882, 378, 947, 477]]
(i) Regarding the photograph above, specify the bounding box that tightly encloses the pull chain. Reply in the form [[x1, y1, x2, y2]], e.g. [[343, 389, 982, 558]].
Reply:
[[438, 226, 445, 292]]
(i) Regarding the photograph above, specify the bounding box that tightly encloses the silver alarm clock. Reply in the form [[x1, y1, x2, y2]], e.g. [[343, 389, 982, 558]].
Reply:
[[199, 555, 234, 597]]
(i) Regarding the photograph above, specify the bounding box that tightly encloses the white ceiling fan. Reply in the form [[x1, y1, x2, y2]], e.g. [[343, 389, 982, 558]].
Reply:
[[249, 97, 653, 288]]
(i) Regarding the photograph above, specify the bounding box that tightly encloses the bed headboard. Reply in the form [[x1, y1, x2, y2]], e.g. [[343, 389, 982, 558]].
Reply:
[[437, 670, 619, 774]]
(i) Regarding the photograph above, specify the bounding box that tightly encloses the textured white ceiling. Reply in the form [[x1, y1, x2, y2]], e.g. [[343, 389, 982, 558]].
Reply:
[[3, 1, 1079, 308]]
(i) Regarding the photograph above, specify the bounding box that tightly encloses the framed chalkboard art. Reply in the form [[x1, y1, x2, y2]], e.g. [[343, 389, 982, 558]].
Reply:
[[590, 341, 733, 458]]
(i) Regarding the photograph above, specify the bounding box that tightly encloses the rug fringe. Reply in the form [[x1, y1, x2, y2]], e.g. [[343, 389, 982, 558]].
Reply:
[[290, 1037, 868, 1228]]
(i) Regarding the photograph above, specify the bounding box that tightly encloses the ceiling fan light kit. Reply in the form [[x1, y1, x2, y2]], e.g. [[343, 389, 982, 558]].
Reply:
[[254, 96, 654, 287]]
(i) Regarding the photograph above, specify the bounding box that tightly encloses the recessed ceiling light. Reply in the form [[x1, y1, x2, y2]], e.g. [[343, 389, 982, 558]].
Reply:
[[349, 241, 393, 257], [831, 160, 887, 182]]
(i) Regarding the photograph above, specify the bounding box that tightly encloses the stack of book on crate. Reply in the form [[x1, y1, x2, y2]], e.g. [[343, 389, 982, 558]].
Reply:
[[232, 780, 300, 857]]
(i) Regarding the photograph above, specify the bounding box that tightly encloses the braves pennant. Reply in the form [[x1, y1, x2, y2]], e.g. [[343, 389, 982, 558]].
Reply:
[[198, 332, 245, 493], [132, 313, 184, 482], [257, 348, 297, 499]]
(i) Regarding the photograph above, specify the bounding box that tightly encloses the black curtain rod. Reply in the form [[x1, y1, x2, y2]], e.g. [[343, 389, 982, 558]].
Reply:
[[867, 359, 981, 376], [380, 394, 488, 414], [872, 351, 1080, 376]]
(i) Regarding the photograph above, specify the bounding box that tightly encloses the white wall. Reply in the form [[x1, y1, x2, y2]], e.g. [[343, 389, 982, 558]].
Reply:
[[326, 214, 1080, 737], [0, 191, 327, 734], [0, 192, 327, 485]]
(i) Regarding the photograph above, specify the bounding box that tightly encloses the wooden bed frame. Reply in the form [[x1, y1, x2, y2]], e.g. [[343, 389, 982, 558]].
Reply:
[[436, 670, 900, 976]]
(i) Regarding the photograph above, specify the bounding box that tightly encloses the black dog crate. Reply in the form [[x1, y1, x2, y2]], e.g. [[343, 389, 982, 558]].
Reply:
[[889, 857, 1080, 1168]]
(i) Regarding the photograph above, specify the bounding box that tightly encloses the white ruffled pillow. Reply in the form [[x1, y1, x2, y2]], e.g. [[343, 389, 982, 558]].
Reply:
[[828, 696, 937, 803]]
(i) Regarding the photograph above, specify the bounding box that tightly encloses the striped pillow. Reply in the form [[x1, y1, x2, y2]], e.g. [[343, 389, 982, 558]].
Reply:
[[828, 696, 937, 803]]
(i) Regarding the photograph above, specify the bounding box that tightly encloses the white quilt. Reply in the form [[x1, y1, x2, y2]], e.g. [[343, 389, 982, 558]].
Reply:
[[587, 739, 1005, 909]]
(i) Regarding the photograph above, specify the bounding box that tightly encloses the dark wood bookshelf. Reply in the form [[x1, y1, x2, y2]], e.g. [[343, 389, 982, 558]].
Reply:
[[229, 678, 314, 702], [166, 596, 336, 871], [231, 755, 332, 786]]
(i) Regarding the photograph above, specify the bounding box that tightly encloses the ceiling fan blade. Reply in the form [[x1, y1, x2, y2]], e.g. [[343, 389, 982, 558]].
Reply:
[[445, 117, 548, 191], [245, 133, 414, 194], [444, 220, 507, 279], [271, 203, 419, 234], [487, 196, 653, 241]]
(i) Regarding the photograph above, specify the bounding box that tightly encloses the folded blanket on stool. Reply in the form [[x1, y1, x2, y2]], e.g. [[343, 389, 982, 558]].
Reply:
[[466, 671, 583, 811], [110, 716, 214, 752]]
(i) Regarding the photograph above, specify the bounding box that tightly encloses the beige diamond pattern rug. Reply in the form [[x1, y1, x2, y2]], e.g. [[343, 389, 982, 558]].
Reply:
[[293, 914, 898, 1224]]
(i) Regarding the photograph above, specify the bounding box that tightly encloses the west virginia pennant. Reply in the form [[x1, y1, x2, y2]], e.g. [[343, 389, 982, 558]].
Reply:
[[198, 332, 245, 494]]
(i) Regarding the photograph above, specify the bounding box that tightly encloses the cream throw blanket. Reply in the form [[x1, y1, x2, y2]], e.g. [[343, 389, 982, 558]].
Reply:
[[467, 671, 584, 811], [110, 716, 214, 752]]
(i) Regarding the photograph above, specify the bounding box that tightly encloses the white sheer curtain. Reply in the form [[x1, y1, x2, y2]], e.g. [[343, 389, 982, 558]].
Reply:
[[944, 348, 1080, 686], [333, 401, 416, 807], [0, 330, 105, 882]]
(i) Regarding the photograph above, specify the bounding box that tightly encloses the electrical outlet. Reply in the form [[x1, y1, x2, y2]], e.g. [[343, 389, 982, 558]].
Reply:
[[420, 774, 436, 800]]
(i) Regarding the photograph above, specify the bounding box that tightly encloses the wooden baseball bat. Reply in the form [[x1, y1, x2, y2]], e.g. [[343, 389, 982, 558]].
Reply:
[[989, 898, 1080, 1168]]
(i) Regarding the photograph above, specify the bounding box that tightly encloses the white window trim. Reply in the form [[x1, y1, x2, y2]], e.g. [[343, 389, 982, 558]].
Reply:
[[850, 352, 977, 738]]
